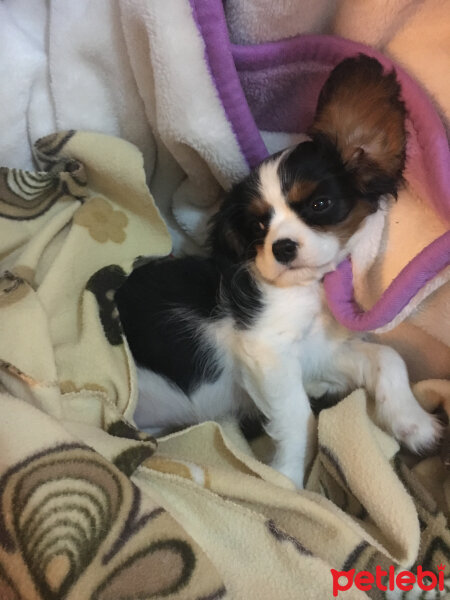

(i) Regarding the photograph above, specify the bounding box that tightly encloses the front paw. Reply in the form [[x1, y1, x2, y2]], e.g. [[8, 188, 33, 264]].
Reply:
[[388, 404, 442, 454], [270, 457, 305, 488]]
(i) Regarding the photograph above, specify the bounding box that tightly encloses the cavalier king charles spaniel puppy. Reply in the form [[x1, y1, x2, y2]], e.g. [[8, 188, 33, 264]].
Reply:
[[116, 55, 440, 488]]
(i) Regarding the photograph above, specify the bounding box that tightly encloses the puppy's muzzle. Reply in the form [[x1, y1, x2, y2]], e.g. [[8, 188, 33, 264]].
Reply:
[[272, 238, 298, 265]]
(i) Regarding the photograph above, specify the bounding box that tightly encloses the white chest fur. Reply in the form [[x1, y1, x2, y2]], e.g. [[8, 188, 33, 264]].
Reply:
[[231, 281, 348, 388]]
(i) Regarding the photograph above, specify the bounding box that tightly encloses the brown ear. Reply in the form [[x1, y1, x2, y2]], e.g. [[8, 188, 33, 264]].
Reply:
[[310, 54, 407, 198]]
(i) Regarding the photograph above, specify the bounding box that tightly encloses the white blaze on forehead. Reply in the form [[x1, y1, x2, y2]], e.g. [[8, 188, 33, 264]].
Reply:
[[258, 156, 309, 243], [258, 157, 290, 217]]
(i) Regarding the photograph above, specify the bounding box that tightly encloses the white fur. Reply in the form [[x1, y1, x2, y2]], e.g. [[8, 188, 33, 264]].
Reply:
[[136, 365, 245, 436], [135, 160, 441, 488]]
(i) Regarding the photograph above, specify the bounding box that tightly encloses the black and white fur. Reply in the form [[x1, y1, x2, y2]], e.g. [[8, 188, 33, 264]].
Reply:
[[116, 55, 440, 487]]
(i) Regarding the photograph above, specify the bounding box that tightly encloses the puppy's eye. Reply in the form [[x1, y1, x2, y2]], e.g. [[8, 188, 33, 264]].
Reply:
[[311, 197, 332, 212], [251, 220, 267, 234]]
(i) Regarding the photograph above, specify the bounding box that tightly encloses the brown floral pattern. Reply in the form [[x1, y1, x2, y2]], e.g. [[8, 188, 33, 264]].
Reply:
[[0, 272, 30, 307], [74, 197, 128, 243], [0, 444, 225, 600], [0, 131, 88, 220]]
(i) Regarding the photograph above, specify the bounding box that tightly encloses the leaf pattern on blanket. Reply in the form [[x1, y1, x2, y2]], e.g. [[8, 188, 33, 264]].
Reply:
[[0, 131, 87, 220], [34, 131, 77, 170], [0, 272, 30, 307], [86, 265, 127, 346], [0, 444, 225, 600], [318, 444, 368, 520], [319, 453, 450, 600], [266, 519, 313, 555], [0, 563, 21, 600], [107, 419, 155, 443], [394, 457, 450, 574]]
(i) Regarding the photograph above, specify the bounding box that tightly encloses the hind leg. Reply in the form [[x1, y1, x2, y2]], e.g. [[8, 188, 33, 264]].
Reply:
[[332, 340, 441, 452], [135, 367, 198, 435]]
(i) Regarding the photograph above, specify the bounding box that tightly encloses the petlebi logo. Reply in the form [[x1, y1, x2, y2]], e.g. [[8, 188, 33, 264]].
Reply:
[[331, 564, 450, 598]]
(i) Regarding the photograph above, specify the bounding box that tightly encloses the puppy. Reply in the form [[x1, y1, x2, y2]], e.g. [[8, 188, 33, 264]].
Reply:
[[116, 55, 440, 487]]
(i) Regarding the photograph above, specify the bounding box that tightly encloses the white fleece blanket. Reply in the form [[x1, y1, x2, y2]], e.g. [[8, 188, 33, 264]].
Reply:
[[1, 0, 449, 380]]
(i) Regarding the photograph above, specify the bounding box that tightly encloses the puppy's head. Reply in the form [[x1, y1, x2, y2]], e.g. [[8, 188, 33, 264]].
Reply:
[[210, 54, 407, 286]]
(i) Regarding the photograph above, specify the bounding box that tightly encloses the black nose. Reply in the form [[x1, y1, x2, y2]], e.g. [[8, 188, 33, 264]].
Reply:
[[272, 238, 298, 264]]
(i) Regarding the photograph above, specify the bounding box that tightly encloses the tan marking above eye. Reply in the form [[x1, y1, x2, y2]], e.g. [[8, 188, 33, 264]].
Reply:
[[287, 180, 318, 205], [248, 196, 272, 216]]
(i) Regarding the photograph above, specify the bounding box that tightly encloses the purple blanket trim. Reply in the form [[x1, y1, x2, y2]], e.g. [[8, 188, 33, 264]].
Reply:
[[188, 0, 267, 167], [189, 1, 450, 330], [324, 231, 450, 331]]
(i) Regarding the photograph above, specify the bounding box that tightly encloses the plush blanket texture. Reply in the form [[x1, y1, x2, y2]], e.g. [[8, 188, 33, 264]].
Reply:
[[0, 132, 448, 599]]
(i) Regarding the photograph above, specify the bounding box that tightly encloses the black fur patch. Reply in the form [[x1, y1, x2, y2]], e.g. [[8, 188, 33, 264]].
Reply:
[[239, 412, 267, 441], [309, 392, 344, 416], [87, 265, 127, 345], [218, 262, 264, 329], [116, 256, 223, 396]]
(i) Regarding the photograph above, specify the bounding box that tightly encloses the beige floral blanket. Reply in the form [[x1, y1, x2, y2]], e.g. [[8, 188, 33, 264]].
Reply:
[[0, 131, 448, 600]]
